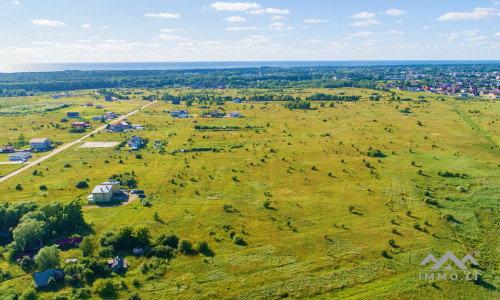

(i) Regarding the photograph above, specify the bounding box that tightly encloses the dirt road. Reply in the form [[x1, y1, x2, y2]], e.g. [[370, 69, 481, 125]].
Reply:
[[0, 101, 156, 184]]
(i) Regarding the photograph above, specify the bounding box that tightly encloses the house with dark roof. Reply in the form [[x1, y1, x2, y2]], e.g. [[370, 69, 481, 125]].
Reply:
[[107, 256, 128, 273], [33, 269, 64, 288], [30, 138, 52, 151], [55, 237, 84, 249], [1, 146, 14, 153]]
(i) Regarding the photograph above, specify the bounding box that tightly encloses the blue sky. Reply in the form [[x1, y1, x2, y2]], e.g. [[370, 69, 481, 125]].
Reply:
[[0, 0, 499, 63]]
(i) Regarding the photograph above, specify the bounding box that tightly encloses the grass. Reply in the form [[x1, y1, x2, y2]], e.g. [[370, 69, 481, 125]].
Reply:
[[0, 88, 498, 299]]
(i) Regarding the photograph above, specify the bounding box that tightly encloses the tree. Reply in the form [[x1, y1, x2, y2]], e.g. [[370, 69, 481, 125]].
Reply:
[[12, 219, 47, 248], [80, 236, 95, 257], [94, 278, 118, 298], [195, 240, 209, 254], [22, 287, 37, 300], [178, 239, 192, 254], [75, 181, 89, 189], [135, 226, 151, 246], [34, 245, 60, 270]]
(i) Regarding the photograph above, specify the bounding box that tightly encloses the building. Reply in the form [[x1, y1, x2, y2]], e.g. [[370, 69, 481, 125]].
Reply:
[[108, 256, 128, 273], [92, 116, 102, 121], [9, 152, 31, 162], [85, 102, 94, 107], [170, 110, 188, 118], [111, 121, 130, 132], [55, 237, 84, 249], [72, 122, 90, 129], [127, 136, 143, 150], [105, 95, 113, 101], [233, 98, 241, 103], [132, 124, 144, 130], [210, 110, 224, 118], [67, 112, 80, 118], [88, 181, 121, 203], [1, 146, 15, 153], [96, 105, 103, 109], [33, 269, 65, 288], [227, 111, 242, 118], [30, 138, 52, 151], [172, 99, 181, 105]]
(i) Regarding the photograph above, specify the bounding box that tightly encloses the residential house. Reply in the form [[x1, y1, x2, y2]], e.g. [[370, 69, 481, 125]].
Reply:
[[170, 110, 188, 118], [133, 248, 144, 256], [233, 98, 241, 103], [111, 121, 130, 132], [9, 152, 31, 162], [108, 256, 128, 273], [64, 258, 78, 264], [85, 102, 94, 107], [105, 95, 113, 101], [88, 181, 121, 203], [1, 146, 15, 153], [172, 99, 181, 104], [67, 112, 80, 119], [95, 105, 103, 109], [55, 237, 84, 249], [209, 110, 224, 118], [132, 124, 144, 130], [72, 122, 90, 129], [33, 269, 65, 288], [227, 111, 242, 118], [30, 138, 52, 151], [127, 136, 143, 150], [92, 116, 102, 121], [53, 94, 66, 99]]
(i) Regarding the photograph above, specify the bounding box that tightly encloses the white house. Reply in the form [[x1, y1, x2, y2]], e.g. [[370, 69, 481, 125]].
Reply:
[[88, 181, 121, 203], [127, 136, 143, 150], [30, 138, 52, 151], [227, 111, 242, 118], [170, 110, 188, 118], [9, 152, 31, 162]]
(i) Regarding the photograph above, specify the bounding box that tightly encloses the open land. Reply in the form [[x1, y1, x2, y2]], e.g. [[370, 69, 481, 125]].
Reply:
[[0, 84, 498, 299]]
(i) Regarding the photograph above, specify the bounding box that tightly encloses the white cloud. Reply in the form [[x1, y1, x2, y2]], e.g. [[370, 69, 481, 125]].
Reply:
[[81, 24, 91, 29], [249, 8, 290, 15], [496, 32, 500, 36], [157, 34, 189, 41], [437, 7, 500, 21], [144, 12, 180, 19], [226, 16, 246, 22], [349, 19, 380, 26], [30, 19, 64, 26], [271, 16, 286, 21], [466, 36, 490, 42], [102, 25, 109, 29], [226, 26, 263, 31], [461, 29, 480, 36], [11, 0, 20, 5], [396, 19, 403, 24], [269, 22, 285, 29], [351, 12, 375, 19], [385, 9, 406, 16], [422, 25, 430, 30], [211, 2, 261, 11], [304, 39, 321, 44], [161, 28, 184, 33], [388, 30, 404, 35], [349, 31, 375, 37], [304, 19, 329, 24]]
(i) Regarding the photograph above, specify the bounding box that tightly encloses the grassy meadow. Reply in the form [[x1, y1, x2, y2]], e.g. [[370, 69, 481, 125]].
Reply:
[[0, 88, 498, 299]]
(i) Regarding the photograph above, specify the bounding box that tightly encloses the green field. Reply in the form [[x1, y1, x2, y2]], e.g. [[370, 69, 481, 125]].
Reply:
[[0, 88, 498, 299]]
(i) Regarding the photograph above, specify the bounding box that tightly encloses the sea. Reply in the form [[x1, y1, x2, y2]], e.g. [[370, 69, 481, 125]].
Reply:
[[0, 61, 499, 73]]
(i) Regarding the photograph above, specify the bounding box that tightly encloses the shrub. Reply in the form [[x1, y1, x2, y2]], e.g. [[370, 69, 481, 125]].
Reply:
[[22, 287, 37, 300], [381, 250, 390, 258], [233, 235, 245, 245], [39, 185, 47, 191], [388, 239, 396, 247], [15, 184, 22, 191], [75, 181, 89, 189], [135, 154, 143, 159], [366, 149, 384, 158], [178, 239, 192, 254], [99, 246, 114, 258], [222, 204, 233, 212], [94, 279, 118, 298], [129, 293, 141, 300], [195, 240, 209, 254], [132, 278, 141, 288], [263, 200, 271, 209]]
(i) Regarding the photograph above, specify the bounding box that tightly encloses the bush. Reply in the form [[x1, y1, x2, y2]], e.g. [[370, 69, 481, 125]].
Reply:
[[222, 204, 233, 212], [94, 279, 118, 298], [15, 184, 22, 191], [178, 239, 192, 254], [39, 185, 47, 191], [135, 154, 143, 159], [233, 235, 245, 245], [129, 293, 141, 300], [263, 200, 271, 209], [388, 239, 396, 247], [75, 181, 89, 189], [195, 240, 209, 254], [381, 250, 390, 258], [22, 287, 37, 300], [132, 278, 141, 288], [99, 246, 114, 258], [366, 149, 384, 158]]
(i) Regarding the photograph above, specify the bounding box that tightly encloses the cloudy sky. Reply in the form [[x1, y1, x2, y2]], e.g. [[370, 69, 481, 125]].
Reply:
[[0, 0, 499, 63]]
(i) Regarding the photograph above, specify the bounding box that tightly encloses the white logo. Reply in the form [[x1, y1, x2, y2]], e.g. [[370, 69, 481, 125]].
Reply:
[[420, 251, 479, 270], [418, 251, 480, 281]]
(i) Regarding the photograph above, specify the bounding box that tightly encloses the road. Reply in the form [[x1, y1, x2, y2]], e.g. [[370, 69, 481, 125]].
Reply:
[[0, 101, 157, 184]]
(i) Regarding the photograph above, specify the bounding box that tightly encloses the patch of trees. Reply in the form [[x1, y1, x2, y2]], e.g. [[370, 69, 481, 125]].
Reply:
[[437, 171, 468, 178], [306, 93, 361, 101], [284, 101, 312, 110], [1, 201, 86, 257], [109, 172, 137, 188]]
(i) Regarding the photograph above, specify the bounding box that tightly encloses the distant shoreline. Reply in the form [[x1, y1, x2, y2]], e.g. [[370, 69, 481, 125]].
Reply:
[[1, 60, 499, 73]]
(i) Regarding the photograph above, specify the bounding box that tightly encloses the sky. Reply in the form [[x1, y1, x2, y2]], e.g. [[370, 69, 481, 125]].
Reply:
[[0, 0, 499, 63]]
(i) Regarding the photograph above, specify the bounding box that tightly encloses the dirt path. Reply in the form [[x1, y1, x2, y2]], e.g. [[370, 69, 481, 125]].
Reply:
[[0, 101, 157, 184]]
